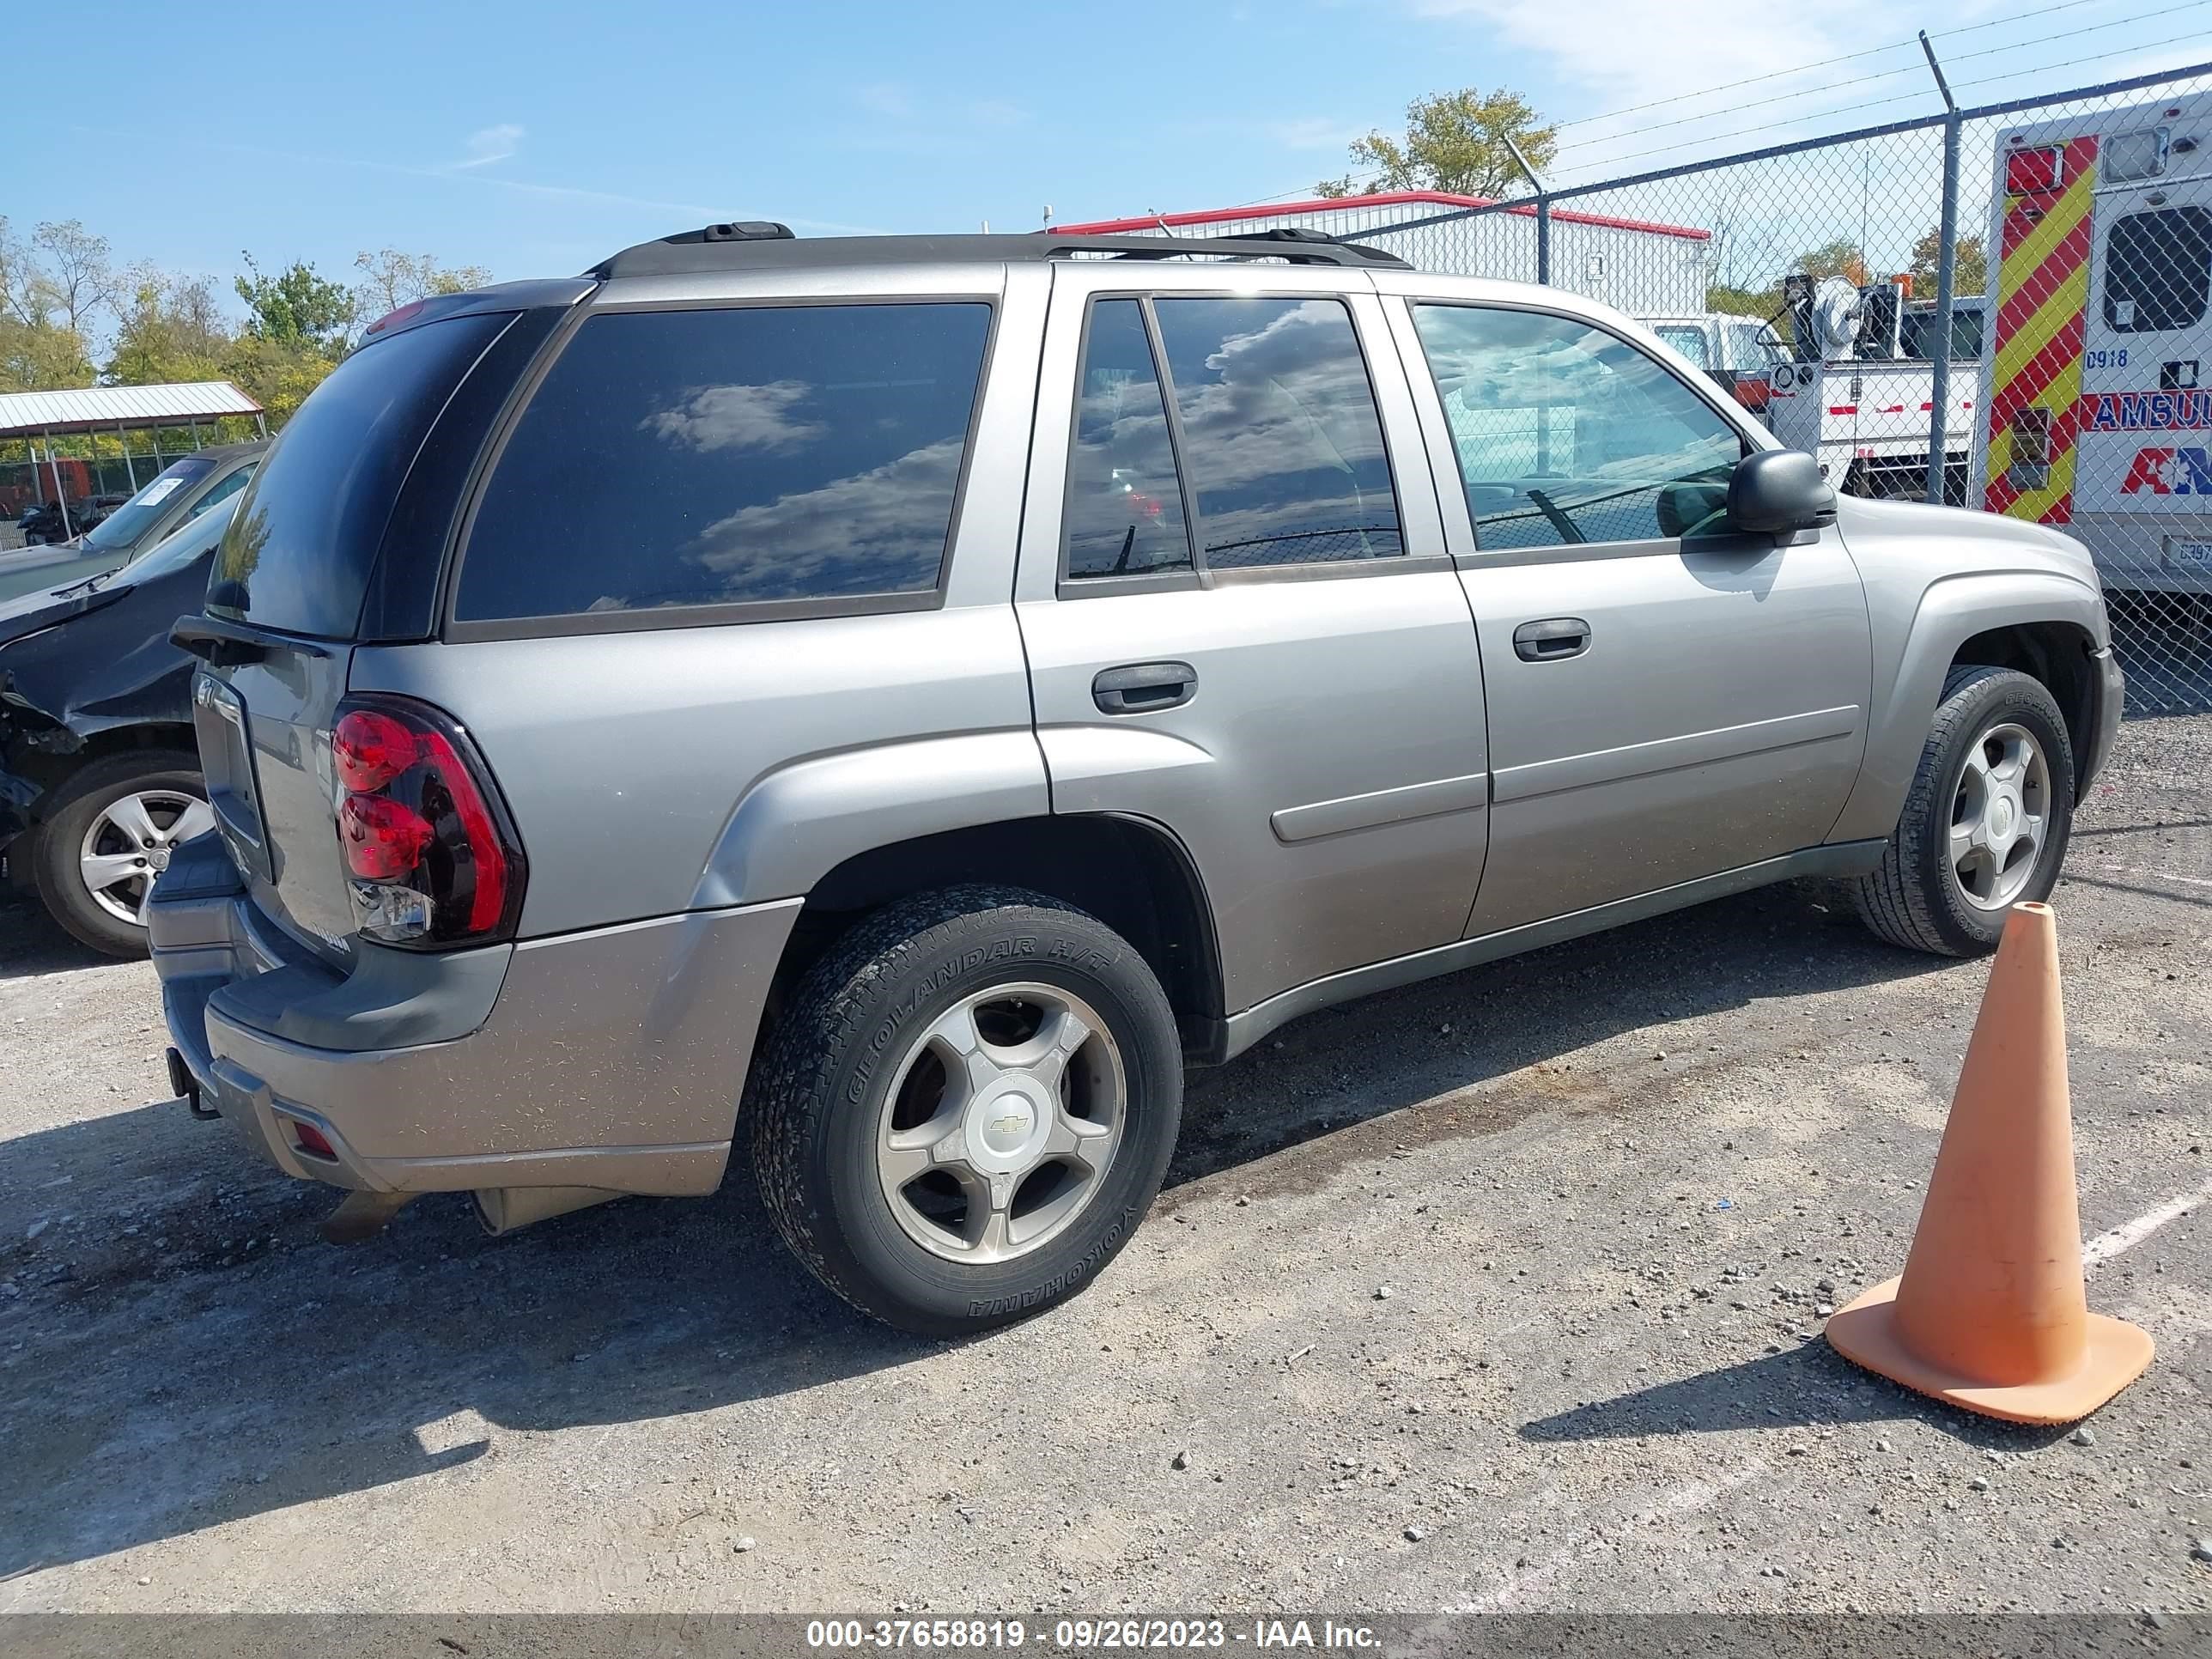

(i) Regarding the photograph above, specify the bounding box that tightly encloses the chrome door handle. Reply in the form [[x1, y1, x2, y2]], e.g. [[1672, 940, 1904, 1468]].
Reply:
[[1512, 618, 1591, 662], [1093, 661, 1197, 714]]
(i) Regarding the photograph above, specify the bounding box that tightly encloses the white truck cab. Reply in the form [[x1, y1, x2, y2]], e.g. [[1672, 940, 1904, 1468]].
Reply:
[[1765, 279, 1985, 499]]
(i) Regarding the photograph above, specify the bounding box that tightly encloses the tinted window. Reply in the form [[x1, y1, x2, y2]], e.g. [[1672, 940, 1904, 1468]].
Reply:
[[455, 302, 992, 623], [184, 464, 253, 522], [213, 314, 507, 635], [1152, 297, 1402, 568], [2105, 206, 2212, 333], [1655, 325, 1710, 368], [1899, 307, 1984, 362], [1065, 301, 1193, 579], [80, 455, 215, 552], [112, 496, 237, 586], [1413, 305, 1744, 550]]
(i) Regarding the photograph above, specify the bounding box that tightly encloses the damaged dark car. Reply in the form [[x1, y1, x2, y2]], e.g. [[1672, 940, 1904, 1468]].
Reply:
[[0, 496, 241, 956]]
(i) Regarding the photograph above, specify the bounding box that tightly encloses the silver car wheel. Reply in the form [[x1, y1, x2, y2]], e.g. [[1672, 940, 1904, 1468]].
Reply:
[[78, 789, 215, 927], [1948, 720, 2051, 912], [874, 982, 1127, 1266]]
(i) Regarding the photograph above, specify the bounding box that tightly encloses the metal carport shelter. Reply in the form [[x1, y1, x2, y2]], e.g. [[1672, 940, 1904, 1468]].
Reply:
[[0, 380, 265, 541]]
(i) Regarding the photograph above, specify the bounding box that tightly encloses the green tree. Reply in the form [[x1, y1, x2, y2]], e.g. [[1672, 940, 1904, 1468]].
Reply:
[[1316, 88, 1556, 200], [1906, 226, 1987, 298], [234, 253, 356, 355], [351, 248, 493, 330], [0, 217, 93, 391], [1796, 238, 1871, 287], [222, 333, 340, 426], [106, 265, 232, 386], [30, 220, 119, 337]]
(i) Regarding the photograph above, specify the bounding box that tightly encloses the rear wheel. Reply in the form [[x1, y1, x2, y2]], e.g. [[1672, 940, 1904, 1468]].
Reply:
[[1851, 666, 2074, 956], [31, 750, 211, 957], [749, 885, 1182, 1335]]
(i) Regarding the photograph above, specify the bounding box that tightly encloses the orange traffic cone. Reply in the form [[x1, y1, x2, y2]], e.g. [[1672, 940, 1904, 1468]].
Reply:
[[1825, 902, 2153, 1424]]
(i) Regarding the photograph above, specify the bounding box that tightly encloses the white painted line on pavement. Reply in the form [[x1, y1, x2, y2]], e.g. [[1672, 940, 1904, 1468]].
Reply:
[[1448, 1461, 1771, 1612], [2081, 862, 2212, 890], [2083, 1176, 2212, 1267]]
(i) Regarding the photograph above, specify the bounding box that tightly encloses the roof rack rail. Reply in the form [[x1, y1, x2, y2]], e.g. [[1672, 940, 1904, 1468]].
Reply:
[[587, 221, 795, 277], [587, 226, 1410, 281], [1041, 227, 1407, 268]]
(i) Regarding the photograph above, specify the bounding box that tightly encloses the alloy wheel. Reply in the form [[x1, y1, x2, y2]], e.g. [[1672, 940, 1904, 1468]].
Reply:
[[78, 789, 214, 927], [1947, 721, 2051, 911], [874, 983, 1126, 1265]]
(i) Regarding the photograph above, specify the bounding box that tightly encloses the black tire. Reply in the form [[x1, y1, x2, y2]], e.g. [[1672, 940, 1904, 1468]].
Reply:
[[1851, 665, 2075, 957], [749, 884, 1182, 1336], [30, 750, 206, 958]]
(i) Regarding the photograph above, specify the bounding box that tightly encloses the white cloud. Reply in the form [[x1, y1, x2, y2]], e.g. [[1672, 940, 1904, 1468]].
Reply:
[[452, 122, 525, 170], [643, 381, 826, 454]]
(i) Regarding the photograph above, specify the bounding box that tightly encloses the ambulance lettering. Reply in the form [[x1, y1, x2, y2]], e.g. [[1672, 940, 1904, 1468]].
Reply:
[[2119, 446, 2212, 495]]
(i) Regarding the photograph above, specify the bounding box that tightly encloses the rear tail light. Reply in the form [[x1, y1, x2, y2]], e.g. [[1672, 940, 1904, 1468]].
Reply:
[[331, 696, 526, 946], [2005, 145, 2063, 196]]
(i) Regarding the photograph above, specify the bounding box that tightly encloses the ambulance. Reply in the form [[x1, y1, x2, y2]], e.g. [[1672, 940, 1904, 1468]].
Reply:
[[1975, 91, 2212, 592]]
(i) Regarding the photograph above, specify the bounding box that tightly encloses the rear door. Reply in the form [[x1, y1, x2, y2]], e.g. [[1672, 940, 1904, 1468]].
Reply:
[[1013, 261, 1491, 1018], [1383, 289, 1872, 935], [192, 310, 524, 961]]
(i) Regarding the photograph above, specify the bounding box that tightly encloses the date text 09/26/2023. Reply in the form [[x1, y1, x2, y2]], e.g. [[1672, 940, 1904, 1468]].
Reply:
[[805, 1618, 1385, 1651]]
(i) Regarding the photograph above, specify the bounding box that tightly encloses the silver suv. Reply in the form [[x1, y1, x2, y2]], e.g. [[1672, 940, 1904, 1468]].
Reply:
[[150, 222, 2122, 1334]]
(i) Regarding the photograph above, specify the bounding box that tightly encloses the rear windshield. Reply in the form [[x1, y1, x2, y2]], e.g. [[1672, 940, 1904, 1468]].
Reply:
[[209, 313, 508, 636], [80, 455, 216, 552]]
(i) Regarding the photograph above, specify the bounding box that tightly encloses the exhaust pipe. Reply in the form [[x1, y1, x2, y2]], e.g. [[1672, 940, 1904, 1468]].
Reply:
[[320, 1189, 417, 1244], [473, 1185, 622, 1237]]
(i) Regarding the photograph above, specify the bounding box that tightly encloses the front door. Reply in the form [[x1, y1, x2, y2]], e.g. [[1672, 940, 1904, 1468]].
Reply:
[[1013, 264, 1492, 1018], [1382, 291, 1873, 936]]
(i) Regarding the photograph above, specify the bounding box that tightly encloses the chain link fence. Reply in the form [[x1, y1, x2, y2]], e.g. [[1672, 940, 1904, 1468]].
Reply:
[[1346, 60, 2212, 717]]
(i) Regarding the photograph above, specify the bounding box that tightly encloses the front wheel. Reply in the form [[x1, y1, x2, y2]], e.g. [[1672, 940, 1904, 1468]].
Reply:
[[1851, 665, 2075, 956], [749, 885, 1182, 1335]]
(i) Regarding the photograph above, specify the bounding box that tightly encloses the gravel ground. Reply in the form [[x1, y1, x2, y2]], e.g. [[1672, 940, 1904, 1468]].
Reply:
[[0, 719, 2208, 1618]]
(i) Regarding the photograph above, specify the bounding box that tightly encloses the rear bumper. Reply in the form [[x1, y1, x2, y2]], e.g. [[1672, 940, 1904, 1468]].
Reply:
[[149, 832, 801, 1198], [2080, 644, 2124, 796]]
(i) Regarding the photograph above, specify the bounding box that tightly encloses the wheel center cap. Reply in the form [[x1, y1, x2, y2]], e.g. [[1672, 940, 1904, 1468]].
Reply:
[[1989, 794, 2017, 840], [967, 1079, 1049, 1167], [148, 845, 172, 873]]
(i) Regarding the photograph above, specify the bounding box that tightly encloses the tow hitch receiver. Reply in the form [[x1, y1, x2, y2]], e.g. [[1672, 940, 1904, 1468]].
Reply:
[[167, 1047, 217, 1120]]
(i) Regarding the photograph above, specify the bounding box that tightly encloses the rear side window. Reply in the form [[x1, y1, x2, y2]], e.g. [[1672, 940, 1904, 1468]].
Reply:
[[454, 302, 993, 624], [1153, 297, 1402, 569], [212, 314, 507, 635], [2104, 206, 2212, 333], [1065, 301, 1194, 579]]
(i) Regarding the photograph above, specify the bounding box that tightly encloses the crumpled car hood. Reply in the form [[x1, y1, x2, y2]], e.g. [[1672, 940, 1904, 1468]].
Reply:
[[0, 581, 130, 649]]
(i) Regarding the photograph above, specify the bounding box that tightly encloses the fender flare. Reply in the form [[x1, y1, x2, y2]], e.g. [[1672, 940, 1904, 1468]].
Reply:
[[689, 730, 1051, 909], [1826, 568, 2105, 844]]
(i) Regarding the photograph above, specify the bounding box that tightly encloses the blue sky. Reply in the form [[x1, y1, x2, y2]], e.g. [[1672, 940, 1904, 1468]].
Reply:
[[7, 0, 2210, 318]]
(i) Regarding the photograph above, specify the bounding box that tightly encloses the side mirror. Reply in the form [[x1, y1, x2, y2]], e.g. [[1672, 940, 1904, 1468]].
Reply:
[[1728, 448, 1835, 539]]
